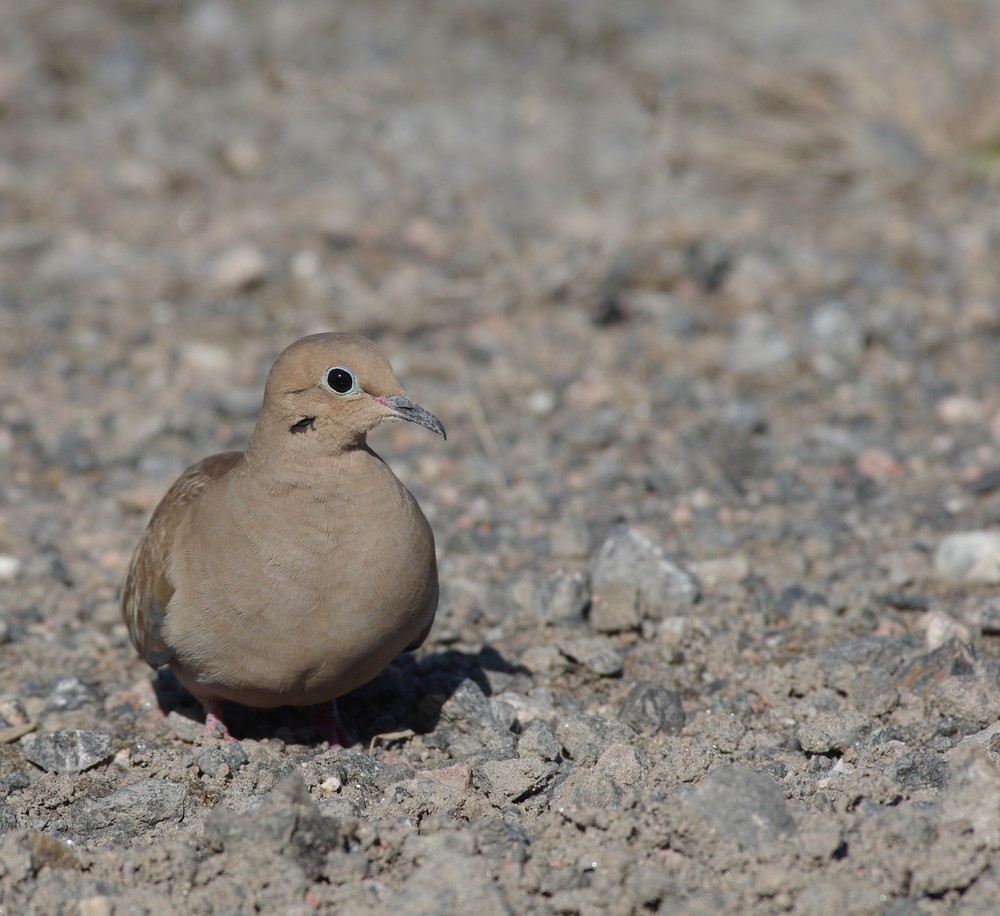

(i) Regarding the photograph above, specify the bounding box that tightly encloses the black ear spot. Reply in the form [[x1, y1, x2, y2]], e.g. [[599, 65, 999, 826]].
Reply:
[[290, 416, 315, 434]]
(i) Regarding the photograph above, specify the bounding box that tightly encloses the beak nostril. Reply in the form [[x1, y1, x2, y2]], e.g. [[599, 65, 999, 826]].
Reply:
[[377, 394, 446, 439]]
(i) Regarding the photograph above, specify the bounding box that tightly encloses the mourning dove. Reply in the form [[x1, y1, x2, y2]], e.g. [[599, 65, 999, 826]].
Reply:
[[121, 333, 445, 742]]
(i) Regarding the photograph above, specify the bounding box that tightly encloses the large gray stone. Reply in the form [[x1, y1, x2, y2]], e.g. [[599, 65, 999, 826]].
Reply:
[[686, 765, 797, 851], [589, 526, 699, 627], [21, 730, 113, 775], [67, 779, 185, 835]]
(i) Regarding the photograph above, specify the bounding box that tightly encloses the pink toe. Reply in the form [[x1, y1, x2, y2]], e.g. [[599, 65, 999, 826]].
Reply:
[[308, 699, 355, 747], [203, 700, 238, 741]]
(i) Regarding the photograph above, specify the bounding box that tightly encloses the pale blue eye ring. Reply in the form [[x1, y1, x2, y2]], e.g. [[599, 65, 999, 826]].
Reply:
[[324, 366, 359, 395]]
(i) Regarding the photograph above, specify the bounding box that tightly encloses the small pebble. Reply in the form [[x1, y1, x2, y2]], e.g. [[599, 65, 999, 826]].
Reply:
[[78, 898, 114, 916], [796, 712, 872, 755], [855, 446, 903, 480], [936, 395, 985, 425], [0, 555, 21, 581], [922, 610, 971, 651], [935, 531, 1000, 584], [196, 747, 230, 778], [219, 138, 263, 176], [589, 581, 641, 633], [729, 313, 794, 373], [44, 676, 102, 713], [209, 243, 269, 294], [558, 637, 623, 677], [518, 719, 561, 761], [533, 568, 591, 624], [619, 681, 685, 735]]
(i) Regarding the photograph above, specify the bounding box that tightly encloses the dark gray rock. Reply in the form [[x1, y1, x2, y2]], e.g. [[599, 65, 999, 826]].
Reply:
[[555, 711, 637, 766], [558, 637, 623, 677], [796, 712, 873, 755], [438, 678, 498, 727], [898, 640, 1000, 725], [473, 756, 558, 804], [770, 583, 828, 625], [0, 771, 30, 798], [422, 680, 516, 758], [489, 698, 518, 732], [619, 681, 685, 735], [687, 765, 797, 851], [517, 719, 561, 761], [468, 817, 531, 865], [534, 568, 590, 624], [980, 602, 1000, 636], [43, 676, 103, 713], [909, 746, 1000, 896], [554, 742, 650, 819], [701, 401, 770, 489], [67, 778, 185, 835], [954, 720, 1000, 759], [21, 730, 113, 774], [320, 749, 392, 790], [224, 742, 250, 772], [196, 747, 229, 777], [845, 669, 900, 717], [818, 635, 916, 672], [894, 750, 950, 791], [0, 800, 17, 833], [205, 774, 350, 880], [897, 639, 977, 696]]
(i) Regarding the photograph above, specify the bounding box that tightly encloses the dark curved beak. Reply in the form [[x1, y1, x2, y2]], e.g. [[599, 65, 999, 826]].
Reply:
[[379, 394, 446, 440]]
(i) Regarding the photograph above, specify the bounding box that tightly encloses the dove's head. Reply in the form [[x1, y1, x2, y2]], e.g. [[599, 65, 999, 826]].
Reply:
[[247, 333, 445, 460]]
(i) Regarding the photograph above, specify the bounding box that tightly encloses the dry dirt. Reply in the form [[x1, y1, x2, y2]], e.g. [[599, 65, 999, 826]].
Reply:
[[4, 1, 1000, 913]]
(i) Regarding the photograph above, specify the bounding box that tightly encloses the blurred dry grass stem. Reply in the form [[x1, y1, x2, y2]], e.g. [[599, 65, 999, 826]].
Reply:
[[682, 0, 1000, 192], [456, 355, 509, 502]]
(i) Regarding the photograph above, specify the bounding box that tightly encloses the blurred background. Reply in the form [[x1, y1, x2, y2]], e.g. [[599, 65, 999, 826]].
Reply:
[[2, 0, 1000, 660], [4, 0, 1000, 644], [3, 0, 1000, 605]]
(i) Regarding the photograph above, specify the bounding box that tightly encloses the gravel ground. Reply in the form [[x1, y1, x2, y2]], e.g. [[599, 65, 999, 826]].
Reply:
[[4, 1, 1000, 913]]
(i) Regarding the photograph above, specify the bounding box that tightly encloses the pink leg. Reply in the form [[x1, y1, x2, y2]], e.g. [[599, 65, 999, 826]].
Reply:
[[203, 699, 238, 741], [307, 699, 355, 747]]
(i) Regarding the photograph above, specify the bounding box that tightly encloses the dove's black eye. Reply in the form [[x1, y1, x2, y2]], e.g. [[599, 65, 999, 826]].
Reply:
[[324, 366, 357, 395]]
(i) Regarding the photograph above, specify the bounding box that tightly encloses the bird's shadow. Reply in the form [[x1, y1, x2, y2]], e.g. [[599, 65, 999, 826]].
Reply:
[[151, 644, 525, 746]]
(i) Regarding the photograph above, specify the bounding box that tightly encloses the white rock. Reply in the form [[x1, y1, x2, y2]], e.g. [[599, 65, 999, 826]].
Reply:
[[935, 531, 1000, 584], [209, 243, 269, 294], [922, 610, 971, 651], [526, 389, 557, 417], [179, 341, 234, 378], [695, 555, 751, 586], [936, 395, 985, 425], [220, 138, 262, 177], [0, 554, 21, 581]]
